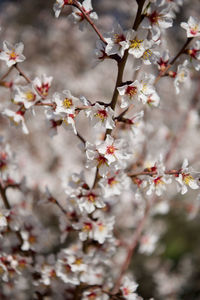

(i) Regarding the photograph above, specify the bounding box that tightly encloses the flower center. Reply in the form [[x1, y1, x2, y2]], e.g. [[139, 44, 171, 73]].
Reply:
[[106, 145, 116, 155], [25, 91, 36, 102], [149, 10, 160, 24], [129, 38, 143, 49], [9, 51, 17, 60], [190, 25, 199, 35], [83, 222, 92, 232], [154, 176, 164, 185], [108, 177, 117, 186], [125, 85, 137, 98], [95, 109, 108, 121], [183, 174, 194, 185], [63, 98, 72, 108], [87, 193, 96, 203], [114, 33, 126, 44], [97, 155, 107, 166]]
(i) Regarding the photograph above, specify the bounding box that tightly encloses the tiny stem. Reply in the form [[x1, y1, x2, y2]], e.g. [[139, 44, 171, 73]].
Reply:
[[15, 64, 32, 84], [77, 131, 86, 144]]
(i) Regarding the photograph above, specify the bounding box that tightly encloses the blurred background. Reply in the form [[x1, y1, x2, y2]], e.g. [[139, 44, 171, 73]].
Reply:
[[0, 0, 200, 299]]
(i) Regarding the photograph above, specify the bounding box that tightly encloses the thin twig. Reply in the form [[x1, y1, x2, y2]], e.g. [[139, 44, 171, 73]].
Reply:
[[73, 0, 106, 44], [128, 169, 180, 177]]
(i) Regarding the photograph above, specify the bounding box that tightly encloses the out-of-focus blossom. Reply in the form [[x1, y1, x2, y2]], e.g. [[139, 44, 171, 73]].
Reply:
[[174, 60, 190, 94], [120, 277, 139, 300], [175, 159, 199, 194], [1, 109, 29, 134]]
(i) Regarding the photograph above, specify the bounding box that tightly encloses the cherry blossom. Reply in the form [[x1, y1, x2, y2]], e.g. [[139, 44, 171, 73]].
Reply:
[[85, 103, 115, 129], [120, 277, 139, 300], [181, 16, 200, 38], [0, 41, 25, 67], [118, 80, 140, 108], [175, 159, 199, 195], [104, 22, 129, 58]]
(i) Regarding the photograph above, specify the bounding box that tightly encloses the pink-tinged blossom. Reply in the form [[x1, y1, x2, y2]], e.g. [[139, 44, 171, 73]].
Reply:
[[0, 41, 25, 67], [70, 0, 98, 31], [85, 103, 115, 129], [2, 109, 29, 134], [139, 231, 159, 255], [97, 134, 131, 165], [99, 171, 131, 198], [104, 22, 129, 58], [78, 189, 105, 214], [33, 74, 53, 98], [175, 159, 199, 195], [141, 1, 173, 41], [120, 277, 139, 300], [174, 60, 190, 94], [53, 90, 79, 115], [181, 16, 200, 38], [118, 80, 140, 108], [127, 29, 148, 58], [12, 85, 38, 109]]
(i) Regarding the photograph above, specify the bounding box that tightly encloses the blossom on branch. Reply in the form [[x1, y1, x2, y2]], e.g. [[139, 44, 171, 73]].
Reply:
[[181, 16, 200, 38], [0, 41, 25, 67]]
